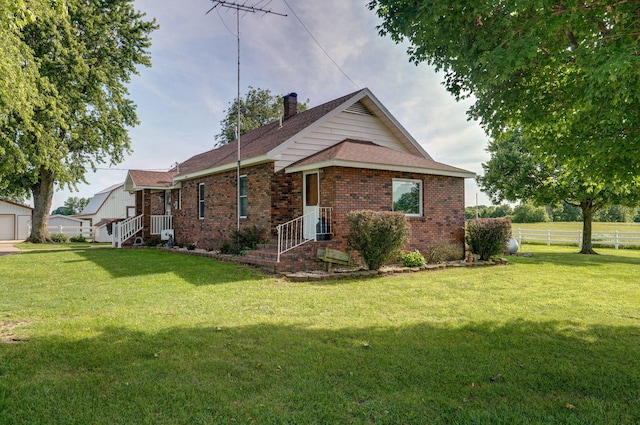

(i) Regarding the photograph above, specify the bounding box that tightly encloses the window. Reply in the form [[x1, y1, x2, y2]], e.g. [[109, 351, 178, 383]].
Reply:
[[198, 183, 205, 219], [392, 178, 422, 216], [239, 175, 247, 218]]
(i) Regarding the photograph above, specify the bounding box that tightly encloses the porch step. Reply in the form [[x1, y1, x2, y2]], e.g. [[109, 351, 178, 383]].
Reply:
[[241, 239, 343, 273]]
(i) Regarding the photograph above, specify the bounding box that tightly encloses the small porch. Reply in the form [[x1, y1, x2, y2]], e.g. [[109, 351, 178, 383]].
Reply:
[[112, 214, 173, 248]]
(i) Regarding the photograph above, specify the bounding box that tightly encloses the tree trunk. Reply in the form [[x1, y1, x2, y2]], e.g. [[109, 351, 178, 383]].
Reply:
[[579, 201, 597, 254], [28, 168, 55, 243]]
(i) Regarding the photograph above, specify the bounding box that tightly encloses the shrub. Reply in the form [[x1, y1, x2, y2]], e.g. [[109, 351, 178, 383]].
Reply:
[[401, 250, 426, 267], [69, 235, 86, 243], [145, 237, 163, 247], [51, 233, 68, 243], [347, 211, 409, 270], [220, 226, 268, 256], [426, 241, 464, 263], [466, 218, 511, 261]]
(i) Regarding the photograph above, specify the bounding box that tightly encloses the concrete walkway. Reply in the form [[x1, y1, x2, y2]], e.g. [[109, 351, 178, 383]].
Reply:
[[0, 241, 22, 256]]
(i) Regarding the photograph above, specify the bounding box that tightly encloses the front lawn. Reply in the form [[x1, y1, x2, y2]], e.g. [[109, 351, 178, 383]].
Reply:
[[1, 246, 638, 424]]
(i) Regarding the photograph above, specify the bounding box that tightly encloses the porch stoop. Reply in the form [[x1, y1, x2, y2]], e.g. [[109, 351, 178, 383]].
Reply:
[[240, 240, 346, 273]]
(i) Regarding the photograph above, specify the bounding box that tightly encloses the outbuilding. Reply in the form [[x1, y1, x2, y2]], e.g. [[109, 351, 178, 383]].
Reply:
[[0, 199, 33, 241]]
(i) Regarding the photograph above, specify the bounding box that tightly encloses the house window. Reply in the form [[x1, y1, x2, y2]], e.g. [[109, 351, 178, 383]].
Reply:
[[239, 175, 247, 218], [198, 183, 205, 219], [392, 178, 422, 216]]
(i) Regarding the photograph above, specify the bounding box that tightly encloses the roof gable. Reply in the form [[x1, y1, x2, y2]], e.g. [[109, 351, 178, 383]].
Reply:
[[125, 170, 178, 191], [286, 139, 475, 178], [173, 88, 471, 181]]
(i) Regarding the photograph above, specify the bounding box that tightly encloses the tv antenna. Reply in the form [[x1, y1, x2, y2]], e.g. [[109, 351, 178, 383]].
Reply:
[[206, 1, 286, 231]]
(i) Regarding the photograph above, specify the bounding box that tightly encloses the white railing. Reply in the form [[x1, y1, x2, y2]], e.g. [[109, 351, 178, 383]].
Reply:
[[515, 228, 640, 249], [112, 214, 143, 248], [151, 215, 172, 235], [276, 207, 333, 262], [47, 225, 93, 239]]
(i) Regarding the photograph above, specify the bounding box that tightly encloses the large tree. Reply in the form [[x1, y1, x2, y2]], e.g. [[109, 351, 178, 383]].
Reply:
[[478, 130, 640, 254], [368, 1, 640, 188], [215, 87, 307, 145], [0, 0, 156, 242]]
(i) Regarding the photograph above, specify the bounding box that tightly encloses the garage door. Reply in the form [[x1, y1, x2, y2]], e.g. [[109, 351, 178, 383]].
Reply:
[[0, 215, 15, 240]]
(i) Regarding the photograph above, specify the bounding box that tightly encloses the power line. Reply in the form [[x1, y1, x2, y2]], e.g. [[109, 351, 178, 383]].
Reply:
[[281, 0, 360, 89]]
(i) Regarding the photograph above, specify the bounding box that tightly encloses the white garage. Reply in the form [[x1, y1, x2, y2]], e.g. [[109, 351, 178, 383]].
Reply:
[[0, 199, 33, 241]]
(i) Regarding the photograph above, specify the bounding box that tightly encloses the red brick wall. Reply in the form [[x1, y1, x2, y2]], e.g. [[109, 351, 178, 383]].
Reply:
[[171, 163, 273, 249], [170, 163, 466, 256], [321, 167, 466, 256]]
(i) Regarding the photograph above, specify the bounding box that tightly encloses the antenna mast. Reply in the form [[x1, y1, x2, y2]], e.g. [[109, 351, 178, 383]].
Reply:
[[206, 1, 286, 231]]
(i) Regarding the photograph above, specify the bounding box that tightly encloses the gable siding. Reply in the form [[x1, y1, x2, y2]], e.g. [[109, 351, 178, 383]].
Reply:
[[274, 111, 412, 172], [92, 186, 135, 223]]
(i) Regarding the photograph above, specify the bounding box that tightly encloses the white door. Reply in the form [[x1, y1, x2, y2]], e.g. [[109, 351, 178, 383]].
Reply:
[[17, 215, 31, 240], [0, 215, 15, 240], [303, 171, 319, 240]]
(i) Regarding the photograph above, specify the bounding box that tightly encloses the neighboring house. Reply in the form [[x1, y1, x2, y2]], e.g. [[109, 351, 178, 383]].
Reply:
[[0, 199, 33, 241], [123, 88, 476, 271], [76, 183, 136, 242], [49, 215, 92, 238]]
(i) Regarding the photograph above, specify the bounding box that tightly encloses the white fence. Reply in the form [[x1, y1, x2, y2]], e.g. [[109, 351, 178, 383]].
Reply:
[[47, 225, 93, 239], [515, 228, 640, 249]]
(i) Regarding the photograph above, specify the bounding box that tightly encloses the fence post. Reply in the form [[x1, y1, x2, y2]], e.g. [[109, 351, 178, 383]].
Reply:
[[517, 228, 521, 245], [615, 230, 619, 250], [547, 229, 551, 246], [578, 230, 582, 248]]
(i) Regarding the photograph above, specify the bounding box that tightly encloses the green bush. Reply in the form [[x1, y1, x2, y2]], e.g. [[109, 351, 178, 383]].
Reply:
[[426, 241, 464, 263], [69, 235, 86, 243], [466, 218, 511, 261], [51, 233, 68, 243], [145, 237, 163, 247], [401, 250, 426, 267], [220, 226, 268, 256], [347, 211, 409, 270]]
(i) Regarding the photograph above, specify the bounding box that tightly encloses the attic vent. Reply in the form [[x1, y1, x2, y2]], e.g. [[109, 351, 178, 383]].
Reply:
[[346, 101, 373, 116]]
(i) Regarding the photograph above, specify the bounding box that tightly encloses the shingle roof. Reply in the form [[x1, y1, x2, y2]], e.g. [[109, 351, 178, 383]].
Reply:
[[78, 184, 123, 216], [128, 170, 178, 188], [176, 89, 364, 177], [287, 139, 474, 177]]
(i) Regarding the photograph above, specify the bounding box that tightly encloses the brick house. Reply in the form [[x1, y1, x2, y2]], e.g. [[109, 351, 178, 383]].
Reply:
[[123, 88, 475, 271]]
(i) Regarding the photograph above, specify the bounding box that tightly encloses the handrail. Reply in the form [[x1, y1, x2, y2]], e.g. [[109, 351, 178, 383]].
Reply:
[[151, 215, 172, 235], [276, 207, 333, 262], [112, 214, 143, 248]]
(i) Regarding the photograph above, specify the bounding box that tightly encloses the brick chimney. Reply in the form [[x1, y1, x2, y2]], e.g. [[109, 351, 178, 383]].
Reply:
[[283, 92, 298, 119]]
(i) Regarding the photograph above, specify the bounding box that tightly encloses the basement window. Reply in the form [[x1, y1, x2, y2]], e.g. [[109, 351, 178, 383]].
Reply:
[[392, 178, 422, 216]]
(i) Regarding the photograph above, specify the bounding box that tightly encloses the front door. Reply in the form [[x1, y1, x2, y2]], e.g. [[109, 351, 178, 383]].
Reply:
[[303, 171, 319, 240]]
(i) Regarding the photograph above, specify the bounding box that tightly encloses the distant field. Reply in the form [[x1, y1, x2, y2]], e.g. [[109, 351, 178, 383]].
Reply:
[[511, 221, 640, 232]]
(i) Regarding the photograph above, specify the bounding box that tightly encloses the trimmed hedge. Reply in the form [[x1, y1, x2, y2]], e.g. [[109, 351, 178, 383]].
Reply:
[[347, 211, 409, 270], [466, 218, 511, 261]]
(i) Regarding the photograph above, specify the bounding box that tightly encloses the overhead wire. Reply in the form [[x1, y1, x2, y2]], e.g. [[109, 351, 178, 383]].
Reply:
[[281, 0, 360, 89]]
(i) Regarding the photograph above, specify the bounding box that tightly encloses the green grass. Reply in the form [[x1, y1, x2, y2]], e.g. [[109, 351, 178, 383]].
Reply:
[[1, 247, 639, 424], [14, 242, 111, 251]]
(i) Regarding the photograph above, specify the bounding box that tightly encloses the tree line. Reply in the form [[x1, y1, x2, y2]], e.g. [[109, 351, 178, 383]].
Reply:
[[466, 203, 640, 224]]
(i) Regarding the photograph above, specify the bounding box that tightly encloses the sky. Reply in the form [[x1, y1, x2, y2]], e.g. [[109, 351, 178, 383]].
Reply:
[[51, 0, 493, 210]]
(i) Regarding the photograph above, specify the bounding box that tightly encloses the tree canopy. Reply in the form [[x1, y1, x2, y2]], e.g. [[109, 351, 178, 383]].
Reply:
[[478, 130, 640, 253], [0, 0, 157, 242], [215, 87, 307, 145], [368, 1, 640, 185], [51, 196, 91, 216]]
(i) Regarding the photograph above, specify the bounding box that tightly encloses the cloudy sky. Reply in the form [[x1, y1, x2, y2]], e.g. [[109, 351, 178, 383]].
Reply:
[[52, 0, 492, 209]]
